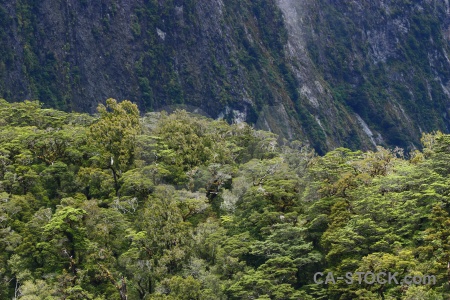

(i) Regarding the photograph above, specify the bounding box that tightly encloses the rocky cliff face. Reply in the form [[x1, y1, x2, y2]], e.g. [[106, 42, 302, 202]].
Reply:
[[292, 0, 450, 150], [1, 0, 450, 153]]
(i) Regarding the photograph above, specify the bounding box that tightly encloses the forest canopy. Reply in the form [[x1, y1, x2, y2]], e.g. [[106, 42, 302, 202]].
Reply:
[[0, 98, 449, 299]]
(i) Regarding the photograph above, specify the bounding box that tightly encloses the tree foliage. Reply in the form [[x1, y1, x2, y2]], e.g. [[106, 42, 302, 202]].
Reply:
[[0, 99, 449, 299]]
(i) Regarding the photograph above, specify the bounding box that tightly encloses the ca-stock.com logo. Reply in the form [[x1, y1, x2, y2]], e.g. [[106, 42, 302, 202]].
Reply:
[[314, 271, 436, 286]]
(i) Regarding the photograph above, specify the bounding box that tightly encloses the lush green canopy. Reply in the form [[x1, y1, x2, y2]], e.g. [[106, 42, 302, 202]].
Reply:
[[0, 99, 449, 299]]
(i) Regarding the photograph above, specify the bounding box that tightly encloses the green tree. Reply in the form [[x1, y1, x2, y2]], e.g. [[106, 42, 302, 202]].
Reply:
[[88, 98, 141, 195]]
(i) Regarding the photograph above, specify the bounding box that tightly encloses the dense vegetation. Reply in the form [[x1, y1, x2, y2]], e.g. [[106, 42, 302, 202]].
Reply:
[[0, 98, 450, 299]]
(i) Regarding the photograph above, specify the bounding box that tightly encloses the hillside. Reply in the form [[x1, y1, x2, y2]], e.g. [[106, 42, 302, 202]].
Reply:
[[2, 0, 450, 153], [0, 99, 449, 299]]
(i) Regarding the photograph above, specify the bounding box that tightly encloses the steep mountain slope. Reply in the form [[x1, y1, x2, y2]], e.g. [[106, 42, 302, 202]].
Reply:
[[1, 0, 450, 153], [290, 0, 450, 150]]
